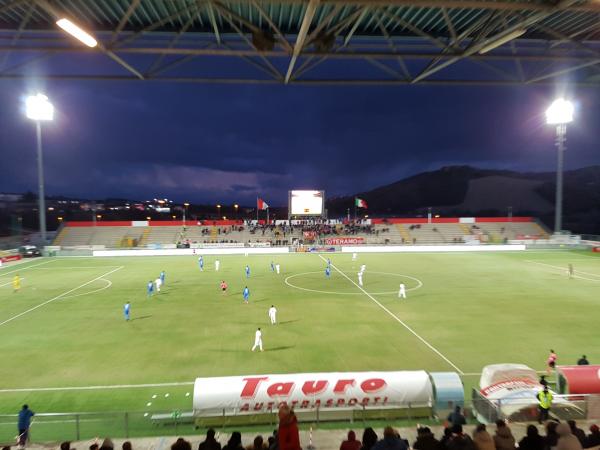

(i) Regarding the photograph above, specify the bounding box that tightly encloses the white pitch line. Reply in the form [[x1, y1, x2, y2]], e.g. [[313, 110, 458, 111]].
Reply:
[[0, 381, 194, 393], [0, 277, 25, 288], [525, 260, 600, 282], [318, 255, 464, 374], [0, 266, 123, 328], [0, 259, 54, 276]]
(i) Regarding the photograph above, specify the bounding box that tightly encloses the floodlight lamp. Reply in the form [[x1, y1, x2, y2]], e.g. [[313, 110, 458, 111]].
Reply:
[[546, 99, 574, 125], [25, 94, 54, 121], [56, 18, 98, 47]]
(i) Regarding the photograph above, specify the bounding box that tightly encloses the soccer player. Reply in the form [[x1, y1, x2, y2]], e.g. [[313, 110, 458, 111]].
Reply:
[[124, 302, 130, 321], [357, 271, 363, 287], [547, 349, 557, 374], [160, 270, 165, 285], [13, 274, 20, 293], [325, 266, 331, 278], [245, 265, 250, 278], [268, 305, 277, 324], [352, 253, 357, 261], [198, 256, 204, 271], [270, 261, 275, 272], [215, 259, 220, 271], [327, 258, 331, 267], [252, 327, 263, 352], [155, 276, 162, 293], [220, 280, 228, 295], [398, 283, 406, 299], [147, 280, 154, 297], [568, 264, 574, 279], [360, 264, 366, 274], [275, 263, 280, 274], [243, 286, 250, 304]]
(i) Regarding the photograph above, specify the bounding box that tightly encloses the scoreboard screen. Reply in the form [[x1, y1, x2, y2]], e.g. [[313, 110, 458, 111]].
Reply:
[[289, 190, 325, 216]]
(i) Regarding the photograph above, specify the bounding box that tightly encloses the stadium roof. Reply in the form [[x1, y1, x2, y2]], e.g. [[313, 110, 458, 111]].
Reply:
[[0, 0, 599, 85]]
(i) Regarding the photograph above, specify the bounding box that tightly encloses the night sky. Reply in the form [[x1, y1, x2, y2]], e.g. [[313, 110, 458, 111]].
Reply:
[[1, 79, 599, 206]]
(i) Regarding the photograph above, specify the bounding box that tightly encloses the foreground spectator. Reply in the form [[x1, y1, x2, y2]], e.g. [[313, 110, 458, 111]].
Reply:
[[277, 405, 300, 450], [341, 431, 361, 450], [122, 442, 132, 450], [518, 425, 544, 450], [17, 405, 34, 447], [268, 430, 278, 450], [546, 421, 560, 450], [89, 444, 99, 450], [557, 423, 583, 450], [585, 425, 600, 448], [447, 406, 467, 427], [472, 424, 495, 450], [361, 428, 378, 450], [413, 427, 441, 450], [100, 439, 114, 450], [247, 436, 266, 450], [60, 442, 71, 450], [373, 426, 408, 450], [493, 421, 515, 450], [446, 425, 475, 450], [568, 421, 587, 447], [199, 429, 222, 450], [223, 433, 243, 450]]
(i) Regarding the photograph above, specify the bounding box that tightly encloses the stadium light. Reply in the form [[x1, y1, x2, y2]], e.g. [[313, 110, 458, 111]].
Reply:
[[56, 18, 98, 47], [25, 93, 54, 246], [546, 98, 574, 234]]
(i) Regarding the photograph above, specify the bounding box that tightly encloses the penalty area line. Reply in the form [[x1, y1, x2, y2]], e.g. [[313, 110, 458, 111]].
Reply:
[[0, 381, 194, 393], [318, 255, 464, 375], [0, 266, 124, 328]]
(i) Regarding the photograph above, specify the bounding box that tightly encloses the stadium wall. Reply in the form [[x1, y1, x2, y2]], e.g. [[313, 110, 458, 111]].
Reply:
[[93, 247, 290, 257], [342, 244, 526, 253]]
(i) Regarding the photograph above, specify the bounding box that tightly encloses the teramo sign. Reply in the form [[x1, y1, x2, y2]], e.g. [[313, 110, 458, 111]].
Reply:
[[193, 371, 433, 416]]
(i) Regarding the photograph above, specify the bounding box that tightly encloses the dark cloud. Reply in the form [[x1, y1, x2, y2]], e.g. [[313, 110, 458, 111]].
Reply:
[[1, 80, 598, 206]]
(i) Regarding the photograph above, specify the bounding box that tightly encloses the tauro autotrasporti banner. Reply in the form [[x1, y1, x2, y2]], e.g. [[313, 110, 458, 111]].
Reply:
[[193, 371, 433, 416]]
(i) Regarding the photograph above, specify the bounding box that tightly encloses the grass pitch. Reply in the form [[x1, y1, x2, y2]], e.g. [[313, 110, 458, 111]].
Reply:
[[0, 250, 599, 440]]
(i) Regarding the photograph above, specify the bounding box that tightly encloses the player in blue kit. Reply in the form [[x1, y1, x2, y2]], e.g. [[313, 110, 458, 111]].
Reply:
[[147, 280, 154, 297], [327, 258, 331, 267], [325, 266, 331, 278], [198, 256, 204, 271], [245, 265, 250, 278], [160, 270, 165, 284], [270, 261, 275, 272], [124, 302, 131, 321], [243, 286, 250, 303]]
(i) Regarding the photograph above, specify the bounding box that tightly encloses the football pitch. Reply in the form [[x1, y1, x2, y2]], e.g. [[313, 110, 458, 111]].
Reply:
[[0, 250, 599, 438]]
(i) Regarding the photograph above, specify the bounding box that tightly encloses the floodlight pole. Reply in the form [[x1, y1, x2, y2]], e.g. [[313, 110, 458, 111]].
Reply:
[[554, 124, 567, 234], [35, 121, 47, 245]]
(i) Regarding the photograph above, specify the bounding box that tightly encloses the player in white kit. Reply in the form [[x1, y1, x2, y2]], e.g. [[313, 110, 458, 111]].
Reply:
[[155, 277, 162, 293], [215, 259, 220, 271], [398, 283, 406, 299], [275, 263, 280, 274], [268, 305, 277, 324], [360, 264, 366, 274], [352, 253, 357, 261], [252, 327, 263, 351], [357, 271, 363, 286]]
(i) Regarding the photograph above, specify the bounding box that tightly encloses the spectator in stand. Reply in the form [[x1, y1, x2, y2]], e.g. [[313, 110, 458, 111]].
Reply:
[[585, 425, 600, 448], [413, 427, 441, 450], [100, 439, 114, 450], [268, 430, 278, 450], [122, 443, 132, 450], [17, 404, 34, 447], [361, 428, 378, 450], [247, 436, 266, 450], [446, 425, 475, 450], [199, 429, 222, 450], [557, 423, 583, 450], [493, 421, 515, 450], [222, 433, 244, 450], [277, 405, 300, 450], [341, 431, 362, 450], [447, 406, 467, 427], [472, 424, 495, 450], [518, 426, 544, 450], [90, 444, 99, 450], [577, 355, 589, 365], [546, 422, 560, 450], [568, 421, 587, 447], [373, 426, 408, 450], [60, 442, 71, 450], [441, 428, 453, 449]]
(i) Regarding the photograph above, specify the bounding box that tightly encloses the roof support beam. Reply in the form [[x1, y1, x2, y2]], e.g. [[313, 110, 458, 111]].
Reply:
[[284, 0, 319, 83], [0, 1, 35, 70], [109, 0, 141, 46], [251, 0, 293, 52], [526, 58, 600, 83]]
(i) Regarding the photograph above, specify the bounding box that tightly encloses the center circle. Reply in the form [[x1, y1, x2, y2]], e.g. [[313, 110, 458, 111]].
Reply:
[[284, 271, 423, 295]]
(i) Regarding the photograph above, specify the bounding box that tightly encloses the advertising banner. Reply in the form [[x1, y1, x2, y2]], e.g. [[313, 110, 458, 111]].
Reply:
[[193, 371, 432, 416], [324, 237, 364, 245]]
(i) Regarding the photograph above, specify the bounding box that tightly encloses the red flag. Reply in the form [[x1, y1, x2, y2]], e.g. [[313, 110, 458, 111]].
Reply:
[[257, 198, 269, 210]]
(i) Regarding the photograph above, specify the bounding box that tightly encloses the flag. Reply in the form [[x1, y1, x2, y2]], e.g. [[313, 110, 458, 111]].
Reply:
[[257, 198, 269, 210], [355, 198, 368, 208]]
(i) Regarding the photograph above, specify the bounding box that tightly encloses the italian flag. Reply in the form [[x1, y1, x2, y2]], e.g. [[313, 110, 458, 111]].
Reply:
[[355, 197, 368, 208], [257, 198, 269, 210]]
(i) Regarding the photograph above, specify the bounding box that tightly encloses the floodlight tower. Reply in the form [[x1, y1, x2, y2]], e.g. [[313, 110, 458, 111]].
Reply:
[[545, 98, 574, 234], [25, 93, 54, 245]]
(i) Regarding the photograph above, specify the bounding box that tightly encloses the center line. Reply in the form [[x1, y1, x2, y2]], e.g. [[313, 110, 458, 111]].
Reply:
[[319, 255, 464, 374], [0, 266, 124, 328]]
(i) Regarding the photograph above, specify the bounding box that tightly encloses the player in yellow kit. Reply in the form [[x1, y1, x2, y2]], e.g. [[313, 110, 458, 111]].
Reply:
[[13, 274, 21, 292]]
